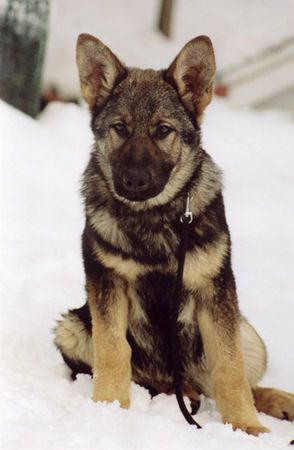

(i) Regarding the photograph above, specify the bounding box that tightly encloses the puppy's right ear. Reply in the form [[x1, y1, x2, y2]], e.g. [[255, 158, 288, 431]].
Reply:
[[76, 34, 127, 110]]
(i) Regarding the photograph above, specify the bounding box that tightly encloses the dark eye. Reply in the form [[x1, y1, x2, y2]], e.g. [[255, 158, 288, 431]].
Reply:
[[111, 122, 128, 138], [154, 125, 173, 140]]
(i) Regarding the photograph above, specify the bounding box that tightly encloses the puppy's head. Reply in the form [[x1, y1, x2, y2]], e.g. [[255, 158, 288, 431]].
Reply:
[[77, 34, 216, 205]]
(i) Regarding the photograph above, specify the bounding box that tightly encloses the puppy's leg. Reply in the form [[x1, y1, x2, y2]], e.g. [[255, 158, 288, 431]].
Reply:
[[86, 275, 131, 408], [253, 387, 294, 421], [198, 309, 269, 435]]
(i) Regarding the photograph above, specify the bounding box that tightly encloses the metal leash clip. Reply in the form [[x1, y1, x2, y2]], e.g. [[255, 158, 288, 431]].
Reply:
[[180, 193, 193, 224]]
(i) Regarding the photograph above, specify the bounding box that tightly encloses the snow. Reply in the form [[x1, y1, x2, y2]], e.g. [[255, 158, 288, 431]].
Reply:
[[1, 2, 294, 445], [1, 94, 294, 449]]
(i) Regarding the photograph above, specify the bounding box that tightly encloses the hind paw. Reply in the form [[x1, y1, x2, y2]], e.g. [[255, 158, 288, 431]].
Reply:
[[253, 387, 294, 421]]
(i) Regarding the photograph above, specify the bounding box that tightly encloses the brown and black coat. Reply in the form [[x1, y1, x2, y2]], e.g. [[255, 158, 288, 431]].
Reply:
[[55, 34, 294, 435]]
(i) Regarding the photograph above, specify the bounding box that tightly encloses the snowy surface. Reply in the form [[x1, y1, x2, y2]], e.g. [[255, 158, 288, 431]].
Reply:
[[0, 96, 294, 449]]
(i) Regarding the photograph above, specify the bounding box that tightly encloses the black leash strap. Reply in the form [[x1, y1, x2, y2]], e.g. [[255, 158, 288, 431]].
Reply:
[[170, 194, 202, 429]]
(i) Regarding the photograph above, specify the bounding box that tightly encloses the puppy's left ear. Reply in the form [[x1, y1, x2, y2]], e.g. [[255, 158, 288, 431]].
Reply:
[[165, 36, 216, 122]]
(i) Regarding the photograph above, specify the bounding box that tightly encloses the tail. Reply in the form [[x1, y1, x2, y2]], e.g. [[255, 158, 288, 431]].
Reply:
[[54, 303, 93, 379]]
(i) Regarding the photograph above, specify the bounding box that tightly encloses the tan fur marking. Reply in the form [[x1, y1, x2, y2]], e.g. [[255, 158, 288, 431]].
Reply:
[[89, 209, 131, 252], [183, 233, 228, 290], [127, 285, 146, 322], [198, 310, 269, 435], [87, 277, 131, 408], [252, 387, 294, 421], [149, 111, 181, 164], [169, 134, 181, 165], [93, 241, 146, 281], [154, 130, 180, 165], [178, 294, 195, 324]]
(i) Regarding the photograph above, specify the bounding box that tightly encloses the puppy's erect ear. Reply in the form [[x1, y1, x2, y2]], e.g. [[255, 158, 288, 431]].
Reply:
[[165, 36, 216, 121], [76, 34, 127, 110]]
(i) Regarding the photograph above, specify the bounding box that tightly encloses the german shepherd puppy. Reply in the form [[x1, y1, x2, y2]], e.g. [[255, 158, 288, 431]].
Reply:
[[54, 34, 294, 435]]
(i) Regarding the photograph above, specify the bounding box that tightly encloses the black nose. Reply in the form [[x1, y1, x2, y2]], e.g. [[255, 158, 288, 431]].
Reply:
[[122, 168, 151, 192]]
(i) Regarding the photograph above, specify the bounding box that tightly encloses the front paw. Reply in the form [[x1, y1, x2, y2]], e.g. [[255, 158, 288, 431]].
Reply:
[[92, 364, 131, 409], [92, 373, 130, 409], [92, 390, 130, 409], [225, 418, 270, 435], [119, 398, 130, 409]]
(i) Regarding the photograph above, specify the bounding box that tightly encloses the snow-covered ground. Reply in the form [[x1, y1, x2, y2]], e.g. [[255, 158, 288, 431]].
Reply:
[[0, 94, 293, 449], [2, 1, 294, 447]]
